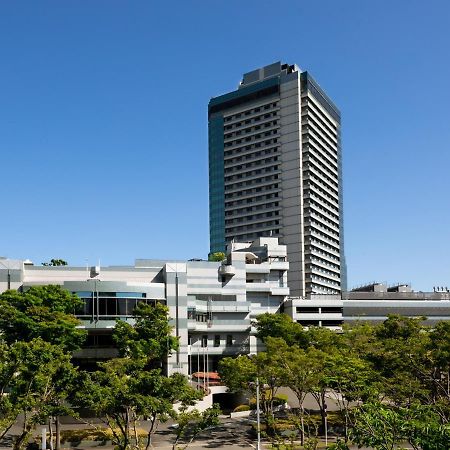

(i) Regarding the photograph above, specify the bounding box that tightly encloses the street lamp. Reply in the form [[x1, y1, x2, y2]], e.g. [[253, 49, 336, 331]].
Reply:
[[256, 377, 261, 450]]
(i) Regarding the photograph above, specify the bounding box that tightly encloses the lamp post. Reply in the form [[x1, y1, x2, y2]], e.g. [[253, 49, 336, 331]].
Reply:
[[256, 377, 261, 450]]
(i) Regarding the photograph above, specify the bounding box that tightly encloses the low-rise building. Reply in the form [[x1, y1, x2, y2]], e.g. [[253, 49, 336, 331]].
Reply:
[[343, 283, 450, 325], [0, 237, 289, 377]]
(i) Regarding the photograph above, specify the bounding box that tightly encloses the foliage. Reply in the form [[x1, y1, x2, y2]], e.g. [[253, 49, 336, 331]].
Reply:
[[219, 314, 450, 447], [233, 404, 250, 412], [74, 302, 207, 450], [171, 403, 220, 449], [41, 259, 68, 266], [0, 338, 79, 450], [254, 313, 308, 347], [74, 358, 202, 450], [113, 302, 179, 362], [208, 252, 226, 262], [0, 285, 86, 351]]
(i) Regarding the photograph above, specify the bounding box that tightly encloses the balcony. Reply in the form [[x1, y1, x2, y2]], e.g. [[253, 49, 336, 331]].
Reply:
[[218, 264, 236, 277]]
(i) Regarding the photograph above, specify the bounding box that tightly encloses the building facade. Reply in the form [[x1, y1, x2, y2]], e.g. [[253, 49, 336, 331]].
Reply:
[[344, 283, 450, 325], [0, 238, 289, 377], [209, 62, 346, 298]]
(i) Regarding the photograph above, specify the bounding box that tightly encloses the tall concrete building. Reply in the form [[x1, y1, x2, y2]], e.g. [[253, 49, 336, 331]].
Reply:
[[209, 62, 346, 297]]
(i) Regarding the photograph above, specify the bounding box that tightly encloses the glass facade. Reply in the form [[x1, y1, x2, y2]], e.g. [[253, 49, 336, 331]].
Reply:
[[208, 115, 225, 253]]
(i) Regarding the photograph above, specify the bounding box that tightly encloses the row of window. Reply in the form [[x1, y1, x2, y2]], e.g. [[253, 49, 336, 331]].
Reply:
[[224, 164, 279, 183], [304, 107, 339, 144], [304, 186, 339, 213], [296, 306, 343, 314], [307, 263, 340, 280], [304, 97, 338, 133], [226, 219, 280, 234], [224, 102, 278, 123], [225, 146, 278, 166], [224, 111, 277, 130], [75, 297, 157, 317], [310, 273, 340, 287], [305, 179, 339, 205], [305, 244, 340, 263], [224, 156, 278, 174], [303, 160, 338, 191], [304, 131, 339, 167], [306, 220, 340, 242], [225, 192, 279, 208], [305, 283, 340, 295], [224, 138, 278, 157], [225, 183, 279, 200], [224, 129, 279, 148], [304, 171, 339, 198], [225, 201, 279, 217], [304, 141, 338, 173], [225, 175, 279, 191], [305, 202, 339, 227], [306, 237, 340, 256], [192, 334, 234, 347], [305, 226, 340, 248], [224, 120, 278, 140], [225, 209, 280, 226], [297, 319, 342, 327], [305, 149, 339, 182], [307, 254, 340, 271], [304, 122, 338, 153]]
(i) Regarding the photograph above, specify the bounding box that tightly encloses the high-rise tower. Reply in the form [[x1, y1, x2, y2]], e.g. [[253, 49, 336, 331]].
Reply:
[[208, 62, 346, 297]]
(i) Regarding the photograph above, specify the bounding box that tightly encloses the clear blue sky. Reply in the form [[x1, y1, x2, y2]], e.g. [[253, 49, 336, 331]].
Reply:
[[1, 1, 449, 291]]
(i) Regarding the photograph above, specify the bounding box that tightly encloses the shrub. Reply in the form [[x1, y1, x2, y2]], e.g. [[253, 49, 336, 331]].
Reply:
[[233, 404, 251, 412]]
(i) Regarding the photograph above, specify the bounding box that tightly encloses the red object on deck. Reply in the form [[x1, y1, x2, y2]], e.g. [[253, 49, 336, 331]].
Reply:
[[192, 371, 221, 380]]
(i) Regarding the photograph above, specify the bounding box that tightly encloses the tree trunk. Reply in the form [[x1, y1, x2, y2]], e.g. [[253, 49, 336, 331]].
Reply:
[[48, 418, 54, 450], [13, 428, 32, 450], [55, 417, 61, 450], [300, 407, 305, 446]]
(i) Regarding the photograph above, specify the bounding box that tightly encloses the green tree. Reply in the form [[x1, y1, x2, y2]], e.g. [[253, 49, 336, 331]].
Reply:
[[75, 302, 209, 450], [0, 339, 78, 450], [75, 358, 202, 450], [351, 402, 450, 450], [171, 404, 221, 450], [113, 302, 179, 363], [219, 341, 286, 434], [254, 312, 307, 347], [42, 259, 68, 266], [0, 285, 86, 351], [208, 252, 225, 262]]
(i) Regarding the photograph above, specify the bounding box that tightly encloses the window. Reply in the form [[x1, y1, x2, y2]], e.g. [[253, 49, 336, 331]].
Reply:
[[226, 335, 233, 346], [296, 307, 319, 313], [214, 335, 221, 347], [202, 335, 208, 347]]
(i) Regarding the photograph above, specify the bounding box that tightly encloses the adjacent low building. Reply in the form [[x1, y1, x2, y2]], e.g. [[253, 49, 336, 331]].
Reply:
[[343, 283, 450, 325], [0, 237, 289, 377]]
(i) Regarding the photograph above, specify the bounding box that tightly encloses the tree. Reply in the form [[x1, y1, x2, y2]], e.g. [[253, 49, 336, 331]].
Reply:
[[113, 302, 178, 363], [42, 259, 68, 266], [269, 339, 313, 445], [0, 285, 86, 351], [219, 342, 286, 434], [74, 358, 202, 450], [0, 285, 85, 449], [171, 404, 220, 450], [254, 312, 307, 347], [351, 402, 450, 450], [208, 252, 225, 262], [74, 302, 208, 450], [0, 338, 79, 450]]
